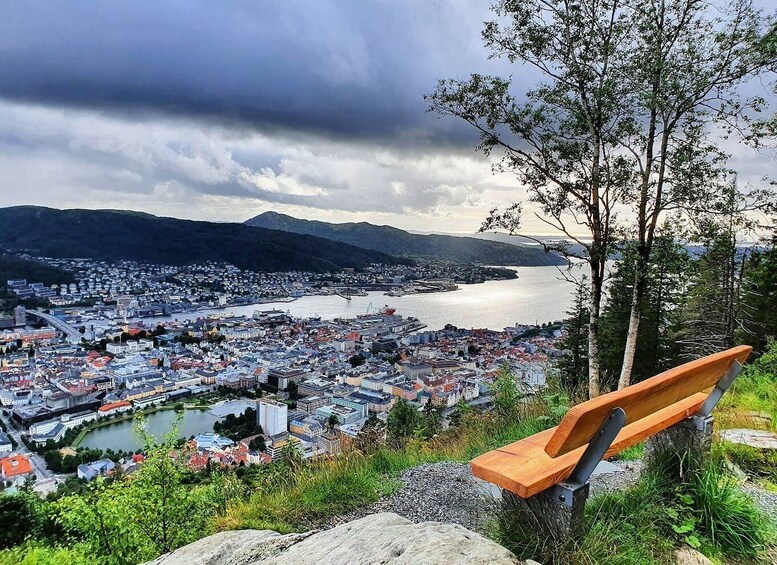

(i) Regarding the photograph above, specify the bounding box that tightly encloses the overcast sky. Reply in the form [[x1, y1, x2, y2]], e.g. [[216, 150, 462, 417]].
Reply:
[[0, 1, 775, 235]]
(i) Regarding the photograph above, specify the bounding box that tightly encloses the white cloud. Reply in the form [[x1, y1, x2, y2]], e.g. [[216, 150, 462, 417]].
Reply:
[[0, 100, 774, 236]]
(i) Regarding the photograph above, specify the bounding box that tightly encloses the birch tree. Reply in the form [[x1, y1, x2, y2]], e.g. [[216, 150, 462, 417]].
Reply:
[[616, 0, 775, 388], [427, 0, 633, 398]]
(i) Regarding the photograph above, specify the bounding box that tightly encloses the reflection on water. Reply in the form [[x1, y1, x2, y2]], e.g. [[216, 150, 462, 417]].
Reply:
[[79, 409, 219, 452], [135, 265, 582, 330]]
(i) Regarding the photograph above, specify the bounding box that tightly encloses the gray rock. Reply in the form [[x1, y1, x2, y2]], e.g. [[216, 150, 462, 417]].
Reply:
[[145, 530, 282, 565], [589, 460, 623, 476], [674, 547, 713, 565], [720, 428, 777, 450], [147, 513, 522, 565]]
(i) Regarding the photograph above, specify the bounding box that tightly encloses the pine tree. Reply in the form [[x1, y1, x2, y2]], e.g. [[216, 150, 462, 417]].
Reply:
[[599, 233, 689, 388], [737, 237, 777, 355], [556, 279, 589, 397], [676, 227, 743, 359]]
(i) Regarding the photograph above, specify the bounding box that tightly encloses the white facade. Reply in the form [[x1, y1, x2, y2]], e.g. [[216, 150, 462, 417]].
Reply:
[[258, 399, 287, 436], [0, 436, 12, 453]]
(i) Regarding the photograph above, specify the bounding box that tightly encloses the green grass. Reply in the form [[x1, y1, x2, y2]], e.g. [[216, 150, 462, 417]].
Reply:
[[612, 441, 645, 461], [218, 406, 555, 533], [219, 449, 434, 532], [718, 352, 777, 431], [720, 441, 777, 490], [489, 446, 775, 564], [490, 472, 676, 564]]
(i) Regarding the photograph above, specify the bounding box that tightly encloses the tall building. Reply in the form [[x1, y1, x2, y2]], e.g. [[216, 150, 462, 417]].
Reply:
[[258, 399, 287, 436], [13, 305, 26, 327]]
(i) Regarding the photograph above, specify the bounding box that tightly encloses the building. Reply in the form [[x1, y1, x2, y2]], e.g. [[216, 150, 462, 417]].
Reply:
[[331, 395, 369, 419], [258, 399, 287, 436], [263, 433, 300, 461], [297, 380, 334, 397], [315, 404, 362, 426], [194, 433, 234, 452], [195, 368, 218, 386], [30, 422, 66, 446], [77, 459, 116, 482], [0, 455, 33, 481], [13, 305, 26, 327], [402, 360, 432, 378], [317, 431, 341, 455], [289, 416, 323, 438], [266, 368, 306, 391], [297, 395, 328, 414], [98, 400, 132, 417], [0, 433, 12, 453]]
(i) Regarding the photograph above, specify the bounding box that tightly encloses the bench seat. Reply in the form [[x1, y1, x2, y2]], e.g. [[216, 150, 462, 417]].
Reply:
[[471, 391, 708, 498]]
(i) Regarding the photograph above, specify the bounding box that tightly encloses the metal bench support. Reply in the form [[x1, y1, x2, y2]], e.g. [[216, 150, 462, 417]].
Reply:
[[646, 360, 743, 476], [502, 407, 626, 541]]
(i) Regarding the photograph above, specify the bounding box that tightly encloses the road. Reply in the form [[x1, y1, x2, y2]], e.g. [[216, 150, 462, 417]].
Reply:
[[0, 410, 54, 480], [26, 309, 83, 342]]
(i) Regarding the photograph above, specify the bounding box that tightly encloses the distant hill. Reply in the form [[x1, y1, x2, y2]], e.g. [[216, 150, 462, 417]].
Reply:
[[246, 212, 566, 266], [0, 254, 73, 286], [0, 207, 410, 273]]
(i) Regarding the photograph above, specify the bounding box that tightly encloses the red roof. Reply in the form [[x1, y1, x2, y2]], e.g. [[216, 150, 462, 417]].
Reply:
[[99, 400, 131, 412], [0, 455, 33, 479]]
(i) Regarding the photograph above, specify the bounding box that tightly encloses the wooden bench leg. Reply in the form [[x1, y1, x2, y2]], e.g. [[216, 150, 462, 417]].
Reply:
[[499, 407, 626, 541], [501, 483, 589, 541], [645, 360, 741, 479], [644, 416, 714, 479]]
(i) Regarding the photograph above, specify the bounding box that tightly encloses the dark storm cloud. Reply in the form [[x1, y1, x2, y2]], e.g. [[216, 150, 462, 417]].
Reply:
[[0, 1, 511, 144]]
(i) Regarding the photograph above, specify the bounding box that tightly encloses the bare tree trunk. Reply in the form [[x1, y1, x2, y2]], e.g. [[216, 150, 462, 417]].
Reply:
[[588, 262, 603, 398], [618, 288, 641, 389], [618, 268, 644, 389]]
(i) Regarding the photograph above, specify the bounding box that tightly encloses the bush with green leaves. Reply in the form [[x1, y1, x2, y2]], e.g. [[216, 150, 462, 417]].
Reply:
[[386, 398, 421, 444], [491, 365, 523, 423], [46, 416, 235, 564]]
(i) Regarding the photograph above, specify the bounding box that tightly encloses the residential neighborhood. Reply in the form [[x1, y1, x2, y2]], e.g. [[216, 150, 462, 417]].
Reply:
[[0, 282, 565, 495]]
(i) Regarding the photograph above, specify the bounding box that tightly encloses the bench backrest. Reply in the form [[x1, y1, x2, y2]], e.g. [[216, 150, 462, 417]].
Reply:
[[545, 345, 752, 457]]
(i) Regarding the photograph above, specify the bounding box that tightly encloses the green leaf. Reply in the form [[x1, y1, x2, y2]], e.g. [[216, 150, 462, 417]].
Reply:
[[678, 493, 694, 505], [672, 523, 694, 534], [686, 535, 701, 549]]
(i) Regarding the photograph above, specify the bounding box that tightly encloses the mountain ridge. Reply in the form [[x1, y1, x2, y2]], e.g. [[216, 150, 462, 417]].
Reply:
[[246, 211, 566, 266], [0, 206, 410, 273]]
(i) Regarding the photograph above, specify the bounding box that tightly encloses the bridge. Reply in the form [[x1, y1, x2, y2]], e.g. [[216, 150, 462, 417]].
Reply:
[[26, 309, 83, 342]]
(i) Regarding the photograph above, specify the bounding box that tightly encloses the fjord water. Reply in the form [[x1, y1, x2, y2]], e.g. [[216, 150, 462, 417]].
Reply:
[[142, 265, 580, 330]]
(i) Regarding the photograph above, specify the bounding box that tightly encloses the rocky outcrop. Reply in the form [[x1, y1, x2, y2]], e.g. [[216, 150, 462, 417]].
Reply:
[[146, 512, 522, 565], [674, 547, 713, 565], [720, 428, 777, 450]]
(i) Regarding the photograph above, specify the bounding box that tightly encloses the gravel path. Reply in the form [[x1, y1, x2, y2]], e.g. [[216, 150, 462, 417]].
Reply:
[[315, 462, 499, 533], [316, 459, 646, 533], [743, 484, 777, 522], [315, 459, 776, 533]]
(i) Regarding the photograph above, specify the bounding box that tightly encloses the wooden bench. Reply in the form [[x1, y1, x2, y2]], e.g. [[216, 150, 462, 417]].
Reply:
[[471, 345, 752, 538]]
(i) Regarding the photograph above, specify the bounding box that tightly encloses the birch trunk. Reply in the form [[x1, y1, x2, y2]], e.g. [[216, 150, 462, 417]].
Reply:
[[588, 262, 603, 398], [618, 276, 642, 389]]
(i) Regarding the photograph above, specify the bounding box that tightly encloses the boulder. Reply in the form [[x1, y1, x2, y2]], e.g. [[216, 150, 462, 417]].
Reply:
[[674, 547, 713, 565], [146, 513, 522, 565]]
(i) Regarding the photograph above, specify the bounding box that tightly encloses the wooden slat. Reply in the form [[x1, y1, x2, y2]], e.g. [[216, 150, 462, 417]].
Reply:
[[544, 346, 751, 457], [471, 392, 708, 498]]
